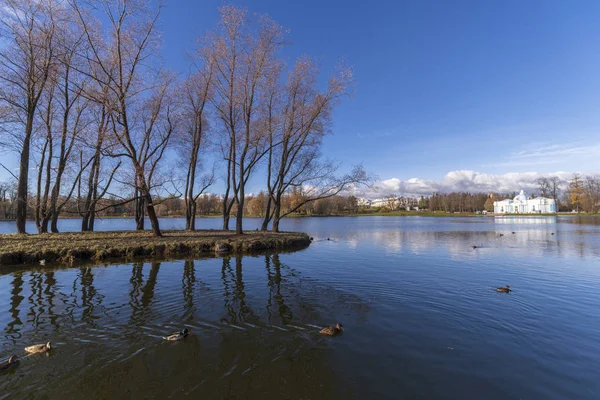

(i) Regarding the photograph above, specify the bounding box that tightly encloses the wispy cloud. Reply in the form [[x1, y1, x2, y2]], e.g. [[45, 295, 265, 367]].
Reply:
[[484, 142, 600, 168], [513, 143, 600, 158], [355, 130, 394, 139]]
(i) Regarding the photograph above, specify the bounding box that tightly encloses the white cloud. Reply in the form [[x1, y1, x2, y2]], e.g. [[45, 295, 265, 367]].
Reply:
[[347, 170, 581, 198]]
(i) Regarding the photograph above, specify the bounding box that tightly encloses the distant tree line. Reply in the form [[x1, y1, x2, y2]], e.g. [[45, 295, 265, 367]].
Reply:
[[0, 1, 368, 235], [3, 173, 600, 221]]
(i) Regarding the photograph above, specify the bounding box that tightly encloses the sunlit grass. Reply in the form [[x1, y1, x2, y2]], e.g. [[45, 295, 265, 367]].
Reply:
[[0, 230, 311, 266]]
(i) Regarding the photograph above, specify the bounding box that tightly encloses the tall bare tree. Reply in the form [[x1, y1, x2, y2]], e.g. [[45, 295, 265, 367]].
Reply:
[[207, 6, 284, 234], [48, 29, 90, 232], [548, 176, 561, 207], [583, 175, 600, 213], [536, 177, 550, 197], [178, 60, 215, 231], [72, 0, 168, 236], [261, 58, 369, 231], [0, 0, 58, 233]]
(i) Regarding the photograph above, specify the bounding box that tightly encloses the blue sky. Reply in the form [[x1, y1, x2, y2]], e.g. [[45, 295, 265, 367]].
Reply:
[[2, 0, 600, 196]]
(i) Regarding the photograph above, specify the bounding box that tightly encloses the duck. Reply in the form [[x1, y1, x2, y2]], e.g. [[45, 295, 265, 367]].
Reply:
[[320, 323, 344, 336], [25, 342, 52, 354], [0, 355, 19, 370], [472, 245, 478, 249], [499, 233, 504, 237], [496, 285, 511, 293], [551, 232, 555, 235], [39, 259, 46, 266], [163, 328, 189, 341], [511, 232, 516, 234]]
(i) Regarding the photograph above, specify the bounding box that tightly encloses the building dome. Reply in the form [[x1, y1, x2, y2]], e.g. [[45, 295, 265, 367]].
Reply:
[[514, 190, 527, 202]]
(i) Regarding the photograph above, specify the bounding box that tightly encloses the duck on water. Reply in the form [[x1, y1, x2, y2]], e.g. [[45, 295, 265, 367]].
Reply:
[[25, 342, 52, 354], [163, 328, 189, 341], [0, 355, 19, 370], [496, 285, 511, 293], [320, 323, 344, 336]]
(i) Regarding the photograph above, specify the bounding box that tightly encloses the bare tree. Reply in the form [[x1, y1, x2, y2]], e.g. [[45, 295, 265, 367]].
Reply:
[[0, 0, 58, 233], [260, 58, 368, 231], [178, 60, 216, 230], [47, 29, 90, 232], [536, 177, 550, 197], [208, 6, 284, 234], [112, 76, 177, 235], [76, 78, 121, 231], [0, 180, 18, 219], [548, 176, 561, 207], [72, 0, 169, 236]]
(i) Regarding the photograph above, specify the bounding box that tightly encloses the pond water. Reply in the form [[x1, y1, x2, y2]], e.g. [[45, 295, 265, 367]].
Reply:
[[1, 216, 600, 399]]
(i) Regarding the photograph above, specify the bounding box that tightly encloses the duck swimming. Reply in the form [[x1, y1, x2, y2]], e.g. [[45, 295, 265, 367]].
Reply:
[[163, 328, 189, 341], [320, 323, 343, 336], [25, 342, 52, 354], [472, 245, 478, 249], [0, 355, 19, 370], [496, 285, 511, 293]]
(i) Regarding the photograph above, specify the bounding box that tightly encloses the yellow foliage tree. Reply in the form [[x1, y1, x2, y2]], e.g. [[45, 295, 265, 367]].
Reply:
[[568, 173, 584, 212]]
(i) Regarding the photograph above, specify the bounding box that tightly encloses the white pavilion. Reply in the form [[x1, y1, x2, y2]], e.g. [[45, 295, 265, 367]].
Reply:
[[493, 190, 556, 214]]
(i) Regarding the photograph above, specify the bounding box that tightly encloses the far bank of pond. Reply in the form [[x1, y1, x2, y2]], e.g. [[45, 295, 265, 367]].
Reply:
[[0, 230, 311, 266]]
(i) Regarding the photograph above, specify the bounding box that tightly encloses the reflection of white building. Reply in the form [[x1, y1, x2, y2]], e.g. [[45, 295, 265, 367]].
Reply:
[[494, 190, 556, 214]]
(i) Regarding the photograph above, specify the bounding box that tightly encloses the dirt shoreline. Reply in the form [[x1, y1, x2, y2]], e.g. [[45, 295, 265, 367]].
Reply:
[[0, 230, 312, 266]]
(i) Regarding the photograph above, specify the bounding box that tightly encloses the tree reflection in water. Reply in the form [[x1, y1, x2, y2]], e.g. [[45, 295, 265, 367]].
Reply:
[[265, 254, 293, 325], [0, 252, 365, 399], [221, 256, 258, 324], [5, 273, 24, 339]]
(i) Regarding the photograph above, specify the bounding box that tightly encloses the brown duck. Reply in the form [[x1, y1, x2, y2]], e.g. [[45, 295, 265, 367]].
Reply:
[[496, 285, 511, 293], [0, 355, 19, 370], [163, 328, 189, 341], [25, 342, 52, 354], [320, 323, 344, 336]]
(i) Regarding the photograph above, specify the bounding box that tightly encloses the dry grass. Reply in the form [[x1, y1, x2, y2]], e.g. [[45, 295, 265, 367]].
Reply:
[[0, 229, 311, 266]]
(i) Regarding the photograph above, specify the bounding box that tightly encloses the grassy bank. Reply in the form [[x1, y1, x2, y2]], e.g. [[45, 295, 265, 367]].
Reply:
[[0, 230, 311, 266]]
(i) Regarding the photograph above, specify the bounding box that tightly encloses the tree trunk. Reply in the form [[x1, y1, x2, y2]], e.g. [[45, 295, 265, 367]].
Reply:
[[223, 212, 230, 231], [40, 217, 49, 234], [50, 211, 59, 233], [261, 195, 272, 231], [189, 201, 196, 231], [35, 137, 48, 233], [236, 188, 244, 235], [185, 197, 196, 231], [135, 190, 145, 230], [16, 115, 34, 234], [145, 192, 162, 237], [236, 158, 245, 235], [88, 202, 96, 231], [81, 213, 89, 231], [236, 199, 244, 234], [272, 202, 281, 233]]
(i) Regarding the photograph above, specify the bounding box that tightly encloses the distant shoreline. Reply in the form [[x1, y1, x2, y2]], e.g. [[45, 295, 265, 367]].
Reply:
[[1, 212, 600, 223]]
